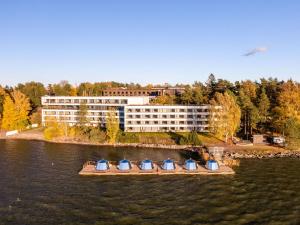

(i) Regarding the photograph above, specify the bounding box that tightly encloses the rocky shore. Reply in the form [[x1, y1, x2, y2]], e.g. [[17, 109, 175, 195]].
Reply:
[[224, 151, 300, 159]]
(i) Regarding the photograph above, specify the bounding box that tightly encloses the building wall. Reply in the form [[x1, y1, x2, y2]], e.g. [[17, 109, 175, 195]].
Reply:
[[124, 105, 210, 132], [41, 96, 149, 127], [102, 87, 185, 96], [42, 96, 211, 132]]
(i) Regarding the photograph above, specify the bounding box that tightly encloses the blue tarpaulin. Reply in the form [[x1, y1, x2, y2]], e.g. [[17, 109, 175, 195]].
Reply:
[[96, 159, 109, 171], [141, 159, 153, 170], [118, 159, 131, 170], [206, 160, 219, 171], [185, 159, 197, 170], [162, 159, 175, 170]]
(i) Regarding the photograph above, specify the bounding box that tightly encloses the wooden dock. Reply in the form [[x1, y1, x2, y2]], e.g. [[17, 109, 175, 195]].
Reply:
[[79, 161, 235, 176]]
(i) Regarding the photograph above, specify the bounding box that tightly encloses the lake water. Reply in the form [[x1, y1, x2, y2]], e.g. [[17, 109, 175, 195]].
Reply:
[[0, 140, 299, 225]]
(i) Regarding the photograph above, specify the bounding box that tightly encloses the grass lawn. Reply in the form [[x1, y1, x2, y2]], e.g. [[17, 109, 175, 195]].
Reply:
[[125, 132, 223, 146]]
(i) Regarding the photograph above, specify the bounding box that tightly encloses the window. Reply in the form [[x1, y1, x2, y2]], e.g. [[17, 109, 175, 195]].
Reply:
[[153, 115, 158, 118], [135, 115, 141, 118], [162, 115, 167, 119], [154, 109, 158, 112], [180, 109, 185, 112], [145, 121, 150, 124], [188, 115, 193, 118], [187, 121, 193, 125], [154, 121, 158, 124], [188, 109, 193, 112], [171, 109, 176, 112], [179, 115, 184, 118], [170, 115, 175, 118], [162, 121, 168, 124], [145, 109, 151, 112]]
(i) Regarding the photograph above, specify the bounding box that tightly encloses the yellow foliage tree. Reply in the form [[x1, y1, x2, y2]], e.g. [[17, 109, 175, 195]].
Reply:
[[105, 108, 119, 144], [1, 91, 31, 130], [209, 92, 241, 142], [1, 95, 16, 130]]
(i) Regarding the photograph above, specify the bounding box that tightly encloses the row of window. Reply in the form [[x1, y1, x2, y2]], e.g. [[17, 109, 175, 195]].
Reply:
[[43, 111, 121, 116], [43, 105, 122, 110], [127, 108, 209, 113], [43, 99, 128, 104], [127, 120, 208, 125], [126, 127, 208, 131], [127, 114, 208, 119], [43, 116, 123, 122]]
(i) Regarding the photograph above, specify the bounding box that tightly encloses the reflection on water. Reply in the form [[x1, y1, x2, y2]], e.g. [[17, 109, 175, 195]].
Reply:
[[0, 140, 299, 225]]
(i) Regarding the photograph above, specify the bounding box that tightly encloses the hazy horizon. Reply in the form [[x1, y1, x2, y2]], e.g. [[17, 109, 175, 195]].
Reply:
[[1, 0, 300, 86]]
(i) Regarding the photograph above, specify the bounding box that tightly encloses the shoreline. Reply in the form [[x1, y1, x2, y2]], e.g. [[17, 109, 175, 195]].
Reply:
[[0, 135, 198, 150], [1, 134, 300, 159]]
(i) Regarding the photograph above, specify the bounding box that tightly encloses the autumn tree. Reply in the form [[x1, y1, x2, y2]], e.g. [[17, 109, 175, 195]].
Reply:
[[257, 88, 270, 131], [52, 80, 73, 96], [1, 90, 31, 130], [273, 80, 300, 133], [210, 92, 241, 142], [0, 86, 6, 122], [152, 94, 175, 105], [105, 108, 119, 144], [16, 82, 46, 109]]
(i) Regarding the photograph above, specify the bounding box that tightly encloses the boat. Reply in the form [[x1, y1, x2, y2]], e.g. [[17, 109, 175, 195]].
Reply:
[[162, 159, 175, 170], [96, 159, 110, 171], [140, 159, 154, 170], [185, 159, 197, 171], [206, 160, 219, 171], [117, 159, 132, 171]]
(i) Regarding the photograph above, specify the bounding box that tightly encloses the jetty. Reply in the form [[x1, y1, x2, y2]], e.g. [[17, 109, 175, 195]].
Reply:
[[79, 160, 235, 176]]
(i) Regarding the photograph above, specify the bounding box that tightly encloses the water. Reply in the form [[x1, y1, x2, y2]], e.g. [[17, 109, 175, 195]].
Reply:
[[0, 140, 299, 225]]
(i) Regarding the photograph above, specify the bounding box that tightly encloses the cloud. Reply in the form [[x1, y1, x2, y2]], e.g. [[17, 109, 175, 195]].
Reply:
[[243, 47, 268, 56]]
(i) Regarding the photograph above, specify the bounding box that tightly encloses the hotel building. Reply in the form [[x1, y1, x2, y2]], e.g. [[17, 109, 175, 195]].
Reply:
[[42, 96, 210, 132]]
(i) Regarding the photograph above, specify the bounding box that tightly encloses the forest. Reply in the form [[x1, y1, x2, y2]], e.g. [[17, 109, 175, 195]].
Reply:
[[0, 74, 299, 148]]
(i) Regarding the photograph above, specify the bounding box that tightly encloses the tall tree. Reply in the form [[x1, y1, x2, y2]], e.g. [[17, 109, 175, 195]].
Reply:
[[273, 80, 300, 133], [210, 92, 241, 142], [16, 81, 46, 109], [52, 81, 73, 96], [180, 86, 193, 104], [1, 91, 31, 130], [257, 88, 270, 124], [105, 108, 119, 144]]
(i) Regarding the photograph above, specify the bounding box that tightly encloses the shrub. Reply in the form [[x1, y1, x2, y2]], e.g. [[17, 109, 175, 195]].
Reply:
[[117, 131, 139, 143], [179, 131, 202, 146], [44, 126, 61, 140], [89, 127, 106, 143]]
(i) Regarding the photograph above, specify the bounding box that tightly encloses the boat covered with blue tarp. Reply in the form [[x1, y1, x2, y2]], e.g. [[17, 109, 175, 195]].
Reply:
[[140, 159, 154, 170], [206, 160, 219, 171], [118, 159, 132, 170], [162, 159, 175, 170], [185, 159, 197, 170], [96, 159, 109, 171]]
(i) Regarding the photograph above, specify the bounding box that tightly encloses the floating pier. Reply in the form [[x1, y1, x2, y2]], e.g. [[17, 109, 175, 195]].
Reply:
[[79, 160, 235, 176]]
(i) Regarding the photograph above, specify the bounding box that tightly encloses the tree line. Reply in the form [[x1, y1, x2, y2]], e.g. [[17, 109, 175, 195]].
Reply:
[[0, 75, 299, 148]]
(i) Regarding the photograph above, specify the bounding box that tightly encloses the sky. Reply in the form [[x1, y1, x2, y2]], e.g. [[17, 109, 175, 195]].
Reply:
[[0, 0, 300, 86]]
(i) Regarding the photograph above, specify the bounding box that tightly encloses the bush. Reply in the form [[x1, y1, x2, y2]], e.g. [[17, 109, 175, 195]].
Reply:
[[117, 131, 139, 143], [179, 131, 202, 146], [88, 127, 106, 143], [44, 126, 61, 140]]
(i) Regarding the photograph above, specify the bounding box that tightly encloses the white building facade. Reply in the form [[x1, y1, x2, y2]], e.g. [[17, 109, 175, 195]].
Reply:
[[42, 96, 210, 132]]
